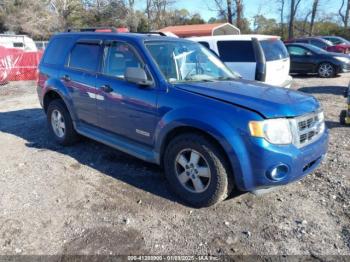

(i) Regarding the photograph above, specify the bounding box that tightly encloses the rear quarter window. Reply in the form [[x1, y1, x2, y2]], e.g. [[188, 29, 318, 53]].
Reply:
[[260, 39, 289, 61], [217, 41, 255, 62], [43, 37, 72, 65]]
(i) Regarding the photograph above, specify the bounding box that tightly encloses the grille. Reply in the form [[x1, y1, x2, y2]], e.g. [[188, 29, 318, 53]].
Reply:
[[290, 111, 325, 148]]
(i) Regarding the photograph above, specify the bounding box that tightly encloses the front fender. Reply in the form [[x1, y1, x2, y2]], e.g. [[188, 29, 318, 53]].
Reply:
[[42, 78, 78, 122], [154, 107, 251, 189]]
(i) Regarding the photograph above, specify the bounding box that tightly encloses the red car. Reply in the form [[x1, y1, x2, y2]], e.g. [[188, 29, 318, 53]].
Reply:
[[285, 37, 350, 54]]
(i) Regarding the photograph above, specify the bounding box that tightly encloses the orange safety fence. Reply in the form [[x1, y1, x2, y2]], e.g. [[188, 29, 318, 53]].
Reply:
[[0, 46, 43, 85]]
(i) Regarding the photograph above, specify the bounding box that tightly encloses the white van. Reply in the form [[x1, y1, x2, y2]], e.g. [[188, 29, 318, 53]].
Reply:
[[189, 35, 292, 88], [0, 34, 38, 51]]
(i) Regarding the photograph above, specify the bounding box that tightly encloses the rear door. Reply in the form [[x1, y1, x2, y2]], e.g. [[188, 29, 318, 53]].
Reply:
[[260, 39, 290, 87], [216, 40, 256, 80], [60, 39, 102, 126]]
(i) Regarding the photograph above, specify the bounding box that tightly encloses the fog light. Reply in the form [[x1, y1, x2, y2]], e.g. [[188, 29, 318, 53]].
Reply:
[[266, 164, 289, 181]]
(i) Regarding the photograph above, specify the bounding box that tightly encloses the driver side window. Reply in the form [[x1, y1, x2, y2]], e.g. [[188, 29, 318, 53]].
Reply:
[[102, 42, 143, 79], [288, 46, 309, 56]]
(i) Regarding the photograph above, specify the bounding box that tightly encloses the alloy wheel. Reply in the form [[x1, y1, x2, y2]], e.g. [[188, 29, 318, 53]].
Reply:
[[175, 149, 211, 193], [319, 63, 334, 77], [51, 109, 66, 138]]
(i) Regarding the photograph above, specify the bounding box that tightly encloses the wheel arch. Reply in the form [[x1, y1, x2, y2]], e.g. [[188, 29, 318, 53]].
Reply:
[[42, 86, 77, 122], [157, 122, 245, 190]]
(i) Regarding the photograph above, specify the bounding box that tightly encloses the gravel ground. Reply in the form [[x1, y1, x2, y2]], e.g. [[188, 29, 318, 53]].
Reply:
[[0, 76, 349, 257]]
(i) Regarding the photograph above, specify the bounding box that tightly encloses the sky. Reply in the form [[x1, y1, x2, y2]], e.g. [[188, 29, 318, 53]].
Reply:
[[136, 0, 344, 23]]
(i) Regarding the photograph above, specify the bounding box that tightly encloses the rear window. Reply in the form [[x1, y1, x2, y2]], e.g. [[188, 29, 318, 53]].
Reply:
[[43, 37, 71, 65], [68, 43, 100, 72], [217, 41, 255, 62], [260, 39, 289, 61]]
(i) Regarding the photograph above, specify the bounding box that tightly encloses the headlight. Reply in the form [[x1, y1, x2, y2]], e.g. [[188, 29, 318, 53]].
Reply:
[[335, 56, 350, 63], [249, 119, 293, 145]]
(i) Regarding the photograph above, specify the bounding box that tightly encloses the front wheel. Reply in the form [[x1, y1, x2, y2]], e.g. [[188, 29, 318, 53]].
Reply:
[[318, 63, 335, 78], [163, 133, 233, 207]]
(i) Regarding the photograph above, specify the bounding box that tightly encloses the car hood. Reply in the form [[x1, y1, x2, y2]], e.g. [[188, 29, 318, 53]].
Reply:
[[174, 79, 320, 118]]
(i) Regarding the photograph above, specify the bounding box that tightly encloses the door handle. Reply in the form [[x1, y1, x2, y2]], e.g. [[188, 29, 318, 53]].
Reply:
[[99, 84, 113, 93], [61, 74, 70, 82]]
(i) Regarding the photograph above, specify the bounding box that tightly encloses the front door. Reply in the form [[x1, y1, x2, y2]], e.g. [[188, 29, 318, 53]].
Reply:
[[96, 41, 158, 145], [287, 46, 315, 73]]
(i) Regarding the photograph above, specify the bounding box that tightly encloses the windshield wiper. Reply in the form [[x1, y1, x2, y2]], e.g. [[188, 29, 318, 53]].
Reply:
[[216, 76, 238, 81]]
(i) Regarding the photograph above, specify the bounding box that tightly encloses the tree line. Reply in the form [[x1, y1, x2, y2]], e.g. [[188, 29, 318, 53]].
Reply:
[[0, 0, 349, 40]]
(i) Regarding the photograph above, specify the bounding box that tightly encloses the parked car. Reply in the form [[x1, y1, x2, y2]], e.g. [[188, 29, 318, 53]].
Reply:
[[285, 43, 350, 77], [286, 37, 350, 54], [38, 29, 328, 207], [189, 35, 292, 88], [321, 36, 350, 45]]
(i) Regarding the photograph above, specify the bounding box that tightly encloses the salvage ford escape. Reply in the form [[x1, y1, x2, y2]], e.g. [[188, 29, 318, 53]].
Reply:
[[37, 29, 329, 207]]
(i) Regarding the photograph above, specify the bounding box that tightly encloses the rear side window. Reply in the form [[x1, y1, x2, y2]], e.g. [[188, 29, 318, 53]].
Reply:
[[68, 43, 100, 72], [287, 46, 308, 56], [217, 41, 255, 62], [43, 37, 70, 65], [260, 39, 289, 61]]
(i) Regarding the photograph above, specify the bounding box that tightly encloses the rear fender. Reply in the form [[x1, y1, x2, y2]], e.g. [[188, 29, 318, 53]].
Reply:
[[43, 78, 77, 122]]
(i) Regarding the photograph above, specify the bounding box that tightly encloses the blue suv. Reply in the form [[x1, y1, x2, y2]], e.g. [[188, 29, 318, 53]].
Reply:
[[37, 29, 329, 207]]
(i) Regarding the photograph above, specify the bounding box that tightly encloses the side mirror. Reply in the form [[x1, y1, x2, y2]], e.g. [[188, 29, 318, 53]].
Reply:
[[125, 67, 153, 86], [305, 51, 313, 56]]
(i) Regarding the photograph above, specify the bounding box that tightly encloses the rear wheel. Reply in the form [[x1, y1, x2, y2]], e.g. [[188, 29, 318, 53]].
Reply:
[[318, 63, 335, 78], [47, 99, 79, 146], [163, 133, 233, 207]]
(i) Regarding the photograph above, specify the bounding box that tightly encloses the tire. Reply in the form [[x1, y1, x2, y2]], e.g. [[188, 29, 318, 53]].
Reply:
[[340, 110, 347, 125], [163, 133, 233, 207], [318, 63, 335, 78], [47, 99, 79, 146]]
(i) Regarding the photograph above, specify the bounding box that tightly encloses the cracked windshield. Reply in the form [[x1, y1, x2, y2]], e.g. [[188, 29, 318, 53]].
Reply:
[[145, 41, 239, 83]]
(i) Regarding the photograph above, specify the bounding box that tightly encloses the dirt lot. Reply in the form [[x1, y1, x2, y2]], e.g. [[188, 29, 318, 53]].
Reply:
[[0, 76, 349, 257]]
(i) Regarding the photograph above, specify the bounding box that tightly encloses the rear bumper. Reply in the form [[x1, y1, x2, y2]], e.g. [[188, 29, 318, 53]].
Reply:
[[234, 130, 329, 192]]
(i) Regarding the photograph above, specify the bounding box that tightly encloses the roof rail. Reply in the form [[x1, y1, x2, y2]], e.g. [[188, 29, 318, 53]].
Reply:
[[66, 27, 118, 33], [137, 32, 167, 36]]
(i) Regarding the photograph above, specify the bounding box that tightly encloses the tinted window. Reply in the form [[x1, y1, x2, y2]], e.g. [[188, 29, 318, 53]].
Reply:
[[295, 39, 308, 43], [102, 42, 143, 79], [217, 41, 255, 62], [260, 39, 289, 61], [43, 37, 71, 65], [287, 46, 309, 56], [69, 43, 100, 72], [198, 41, 210, 49], [310, 39, 327, 49]]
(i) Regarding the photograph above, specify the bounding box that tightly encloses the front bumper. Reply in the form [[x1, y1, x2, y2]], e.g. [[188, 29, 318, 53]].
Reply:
[[236, 130, 329, 192]]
